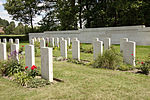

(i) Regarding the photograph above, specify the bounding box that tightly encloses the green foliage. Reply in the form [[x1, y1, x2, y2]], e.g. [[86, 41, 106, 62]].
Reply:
[[34, 41, 40, 57], [0, 59, 24, 76], [14, 71, 32, 86], [27, 78, 50, 88], [4, 0, 41, 31], [0, 17, 9, 27], [80, 45, 93, 53], [140, 62, 150, 75], [67, 58, 90, 66], [6, 42, 11, 52], [4, 21, 15, 34], [117, 63, 134, 71], [93, 46, 121, 70], [25, 65, 39, 78]]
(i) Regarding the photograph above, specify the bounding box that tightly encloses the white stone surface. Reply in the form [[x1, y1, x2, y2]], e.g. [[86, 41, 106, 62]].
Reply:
[[123, 41, 136, 66], [30, 39, 34, 45], [60, 40, 67, 59], [50, 37, 54, 47], [3, 38, 7, 43], [93, 38, 103, 59], [25, 45, 35, 69], [41, 47, 53, 82], [15, 39, 19, 48], [66, 37, 70, 46], [72, 39, 80, 60], [71, 37, 78, 43], [11, 44, 19, 61], [29, 25, 150, 45], [46, 37, 49, 47], [104, 38, 111, 50], [37, 38, 40, 42], [120, 38, 128, 52], [55, 37, 59, 47], [9, 38, 13, 44], [0, 43, 7, 60], [40, 39, 45, 48]]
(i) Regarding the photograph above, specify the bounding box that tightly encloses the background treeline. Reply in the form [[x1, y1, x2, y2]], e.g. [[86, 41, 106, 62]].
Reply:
[[3, 0, 150, 34]]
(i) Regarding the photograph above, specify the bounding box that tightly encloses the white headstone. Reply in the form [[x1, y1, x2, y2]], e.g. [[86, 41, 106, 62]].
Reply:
[[41, 47, 53, 82], [72, 39, 80, 60], [55, 37, 59, 47], [34, 37, 37, 42], [93, 38, 103, 59], [104, 38, 111, 50], [11, 44, 19, 61], [30, 39, 34, 45], [60, 40, 67, 59], [123, 41, 136, 66], [3, 38, 7, 43], [71, 37, 78, 42], [37, 38, 40, 42], [40, 39, 45, 48], [15, 39, 19, 44], [25, 45, 35, 69], [9, 38, 13, 44], [0, 43, 7, 60], [120, 38, 128, 52], [46, 37, 49, 47], [60, 37, 64, 42], [50, 37, 54, 47], [66, 37, 70, 46]]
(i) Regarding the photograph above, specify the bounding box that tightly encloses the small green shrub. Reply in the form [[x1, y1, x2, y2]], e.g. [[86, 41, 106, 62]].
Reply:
[[25, 65, 39, 78], [117, 63, 134, 71], [27, 78, 50, 88], [80, 45, 93, 53], [19, 45, 25, 53], [93, 46, 122, 70], [140, 61, 150, 75], [35, 41, 40, 48], [14, 72, 32, 86], [0, 59, 24, 76], [0, 51, 24, 76], [67, 58, 90, 65]]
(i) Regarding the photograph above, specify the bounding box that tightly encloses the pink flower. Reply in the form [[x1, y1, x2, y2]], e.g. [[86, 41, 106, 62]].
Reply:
[[141, 62, 144, 64], [131, 54, 133, 56]]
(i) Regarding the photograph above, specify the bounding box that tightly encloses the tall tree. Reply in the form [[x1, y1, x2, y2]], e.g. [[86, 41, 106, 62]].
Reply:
[[4, 0, 42, 32]]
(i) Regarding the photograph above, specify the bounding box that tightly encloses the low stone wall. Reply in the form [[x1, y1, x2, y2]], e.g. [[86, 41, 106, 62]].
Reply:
[[29, 25, 150, 45]]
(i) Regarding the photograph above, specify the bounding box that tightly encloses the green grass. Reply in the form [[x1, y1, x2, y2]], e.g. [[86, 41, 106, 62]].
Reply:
[[0, 43, 150, 99], [0, 34, 26, 36]]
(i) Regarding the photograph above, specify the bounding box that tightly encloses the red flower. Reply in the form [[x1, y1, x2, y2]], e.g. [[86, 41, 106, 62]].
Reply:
[[141, 62, 144, 64], [131, 54, 133, 56], [31, 66, 35, 70], [22, 45, 24, 47], [25, 66, 28, 69], [32, 65, 37, 68]]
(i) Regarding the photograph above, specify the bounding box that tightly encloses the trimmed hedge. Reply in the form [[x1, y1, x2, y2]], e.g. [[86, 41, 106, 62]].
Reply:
[[0, 35, 29, 42]]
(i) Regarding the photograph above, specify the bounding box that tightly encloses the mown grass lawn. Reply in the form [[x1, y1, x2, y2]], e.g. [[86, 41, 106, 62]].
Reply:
[[0, 43, 150, 100]]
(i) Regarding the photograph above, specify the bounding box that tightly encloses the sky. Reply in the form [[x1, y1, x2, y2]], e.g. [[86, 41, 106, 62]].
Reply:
[[0, 0, 42, 26]]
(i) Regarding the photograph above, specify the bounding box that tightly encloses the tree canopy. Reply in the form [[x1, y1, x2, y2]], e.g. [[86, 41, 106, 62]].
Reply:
[[3, 0, 150, 32]]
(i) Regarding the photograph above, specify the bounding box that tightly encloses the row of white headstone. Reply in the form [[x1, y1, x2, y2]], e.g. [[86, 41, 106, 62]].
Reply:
[[32, 37, 136, 66], [93, 37, 136, 66], [0, 38, 19, 61], [31, 37, 80, 60], [31, 37, 71, 48], [0, 38, 53, 82]]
